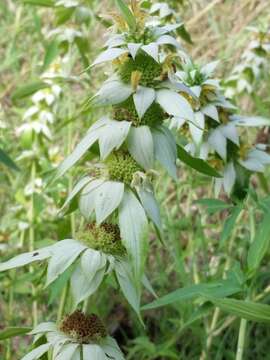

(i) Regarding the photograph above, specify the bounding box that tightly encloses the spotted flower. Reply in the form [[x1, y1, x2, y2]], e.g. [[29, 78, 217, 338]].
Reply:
[[21, 311, 125, 360]]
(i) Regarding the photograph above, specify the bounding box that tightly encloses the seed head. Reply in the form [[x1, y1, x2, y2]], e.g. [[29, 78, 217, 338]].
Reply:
[[59, 311, 107, 343]]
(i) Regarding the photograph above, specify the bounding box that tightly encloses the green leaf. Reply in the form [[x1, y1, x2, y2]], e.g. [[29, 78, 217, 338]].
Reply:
[[11, 81, 50, 101], [195, 198, 232, 214], [206, 297, 270, 323], [177, 145, 221, 178], [142, 280, 242, 310], [176, 25, 193, 44], [0, 327, 31, 340], [115, 0, 136, 30], [22, 0, 54, 6], [247, 212, 270, 274], [0, 148, 19, 170], [220, 205, 243, 246], [43, 40, 60, 70]]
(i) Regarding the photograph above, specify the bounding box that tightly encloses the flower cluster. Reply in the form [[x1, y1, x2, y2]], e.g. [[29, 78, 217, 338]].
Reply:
[[224, 25, 270, 98], [169, 58, 270, 196], [21, 311, 124, 360]]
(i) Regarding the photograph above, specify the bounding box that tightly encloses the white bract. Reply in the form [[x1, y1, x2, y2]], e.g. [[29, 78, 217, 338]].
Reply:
[[93, 23, 182, 66], [150, 2, 175, 19], [21, 322, 125, 360], [0, 238, 155, 316], [239, 144, 270, 172]]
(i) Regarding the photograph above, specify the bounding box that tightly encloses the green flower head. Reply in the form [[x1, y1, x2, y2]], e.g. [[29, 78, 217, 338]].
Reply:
[[106, 151, 142, 184], [113, 96, 166, 127], [119, 52, 162, 87], [78, 222, 126, 256]]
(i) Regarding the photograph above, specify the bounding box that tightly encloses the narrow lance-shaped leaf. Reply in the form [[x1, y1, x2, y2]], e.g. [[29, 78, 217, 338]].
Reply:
[[0, 327, 31, 340], [205, 297, 270, 323], [0, 148, 19, 171], [247, 212, 270, 274], [115, 0, 137, 30], [142, 280, 242, 310], [177, 145, 222, 178]]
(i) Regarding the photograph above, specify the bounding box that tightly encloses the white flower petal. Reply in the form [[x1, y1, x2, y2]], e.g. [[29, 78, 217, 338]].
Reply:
[[223, 162, 236, 194], [93, 77, 133, 106], [127, 42, 142, 59], [137, 188, 162, 233], [141, 43, 159, 62], [156, 89, 194, 121], [101, 337, 125, 360], [201, 104, 219, 122], [92, 48, 128, 66], [99, 120, 131, 159], [94, 181, 124, 224], [231, 115, 270, 127], [79, 179, 104, 220], [46, 240, 87, 286], [152, 24, 181, 37], [127, 125, 154, 170], [30, 322, 57, 335], [189, 112, 205, 145], [61, 176, 92, 211], [220, 123, 239, 146], [152, 125, 177, 179], [208, 129, 227, 160], [133, 86, 155, 119], [71, 258, 106, 306], [55, 344, 79, 360], [119, 189, 148, 280], [156, 34, 181, 48], [83, 344, 107, 359], [115, 259, 141, 315], [201, 60, 219, 77], [0, 247, 53, 272], [239, 158, 265, 172], [249, 149, 270, 164], [21, 344, 51, 360]]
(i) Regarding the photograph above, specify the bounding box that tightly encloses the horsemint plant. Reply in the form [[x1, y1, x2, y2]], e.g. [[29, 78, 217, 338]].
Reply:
[[224, 24, 270, 99], [0, 0, 198, 358]]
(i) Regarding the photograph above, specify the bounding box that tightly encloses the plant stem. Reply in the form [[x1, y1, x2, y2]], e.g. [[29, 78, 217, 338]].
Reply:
[[57, 114, 75, 320], [236, 318, 247, 360], [57, 283, 69, 323], [29, 160, 38, 326]]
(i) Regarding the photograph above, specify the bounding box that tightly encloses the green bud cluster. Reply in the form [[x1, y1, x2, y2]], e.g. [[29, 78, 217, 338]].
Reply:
[[106, 152, 141, 184], [59, 310, 107, 344], [113, 96, 166, 127], [119, 52, 162, 87], [79, 222, 125, 256]]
